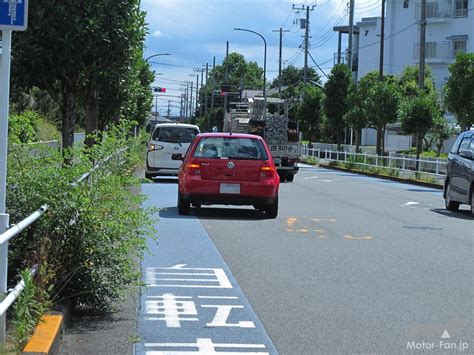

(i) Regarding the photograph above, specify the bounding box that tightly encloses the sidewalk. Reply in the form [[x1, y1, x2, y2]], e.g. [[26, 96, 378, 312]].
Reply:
[[59, 171, 145, 354]]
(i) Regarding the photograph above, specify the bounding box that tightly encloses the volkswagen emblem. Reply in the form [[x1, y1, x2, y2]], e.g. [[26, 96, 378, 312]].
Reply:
[[227, 161, 235, 169]]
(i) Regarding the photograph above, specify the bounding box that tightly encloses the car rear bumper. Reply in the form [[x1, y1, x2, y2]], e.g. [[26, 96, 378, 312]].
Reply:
[[180, 178, 278, 205], [184, 194, 276, 207], [146, 163, 179, 176]]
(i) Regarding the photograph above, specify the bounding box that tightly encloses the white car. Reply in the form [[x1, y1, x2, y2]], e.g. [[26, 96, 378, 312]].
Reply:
[[146, 123, 200, 179]]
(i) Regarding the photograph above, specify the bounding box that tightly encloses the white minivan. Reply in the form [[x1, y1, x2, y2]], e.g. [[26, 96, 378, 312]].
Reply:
[[146, 123, 200, 179]]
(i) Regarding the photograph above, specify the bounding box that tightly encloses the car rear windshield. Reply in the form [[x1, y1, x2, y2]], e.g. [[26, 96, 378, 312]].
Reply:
[[193, 137, 268, 160], [152, 126, 199, 143]]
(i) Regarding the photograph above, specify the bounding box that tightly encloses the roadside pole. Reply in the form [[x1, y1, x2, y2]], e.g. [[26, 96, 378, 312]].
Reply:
[[0, 29, 13, 344], [0, 0, 29, 342]]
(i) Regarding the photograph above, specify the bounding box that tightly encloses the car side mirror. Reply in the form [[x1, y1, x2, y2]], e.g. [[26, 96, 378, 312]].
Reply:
[[171, 153, 184, 161], [459, 150, 473, 160]]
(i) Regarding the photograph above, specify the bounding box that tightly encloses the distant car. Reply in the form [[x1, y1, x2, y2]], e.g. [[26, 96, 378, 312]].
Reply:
[[444, 130, 474, 216], [173, 133, 280, 218], [146, 123, 200, 179]]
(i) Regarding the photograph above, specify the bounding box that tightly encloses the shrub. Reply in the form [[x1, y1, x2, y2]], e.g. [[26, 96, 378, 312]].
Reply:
[[7, 121, 156, 313]]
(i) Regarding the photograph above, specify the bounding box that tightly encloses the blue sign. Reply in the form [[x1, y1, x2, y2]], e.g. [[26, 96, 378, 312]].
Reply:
[[0, 0, 28, 31]]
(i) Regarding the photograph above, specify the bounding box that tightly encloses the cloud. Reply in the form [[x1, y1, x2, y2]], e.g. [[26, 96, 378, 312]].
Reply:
[[153, 30, 163, 38]]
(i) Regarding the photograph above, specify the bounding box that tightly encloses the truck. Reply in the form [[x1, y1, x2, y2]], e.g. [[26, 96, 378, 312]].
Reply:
[[223, 97, 301, 182]]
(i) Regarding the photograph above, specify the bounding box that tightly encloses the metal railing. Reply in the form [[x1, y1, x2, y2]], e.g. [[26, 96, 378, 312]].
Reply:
[[301, 146, 447, 180], [0, 146, 128, 343]]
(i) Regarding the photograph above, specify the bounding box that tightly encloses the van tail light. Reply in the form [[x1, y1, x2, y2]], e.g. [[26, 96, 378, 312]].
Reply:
[[260, 164, 276, 179], [148, 144, 164, 151], [185, 163, 201, 175]]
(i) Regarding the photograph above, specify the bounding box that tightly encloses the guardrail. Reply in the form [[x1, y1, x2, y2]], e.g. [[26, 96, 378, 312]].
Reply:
[[0, 146, 128, 343], [301, 145, 447, 180]]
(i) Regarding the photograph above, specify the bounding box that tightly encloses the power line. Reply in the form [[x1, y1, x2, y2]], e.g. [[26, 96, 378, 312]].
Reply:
[[308, 51, 328, 78], [358, 22, 417, 50]]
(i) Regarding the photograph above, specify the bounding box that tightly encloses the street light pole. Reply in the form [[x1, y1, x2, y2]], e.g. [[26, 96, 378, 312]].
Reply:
[[144, 53, 171, 62], [234, 28, 267, 117]]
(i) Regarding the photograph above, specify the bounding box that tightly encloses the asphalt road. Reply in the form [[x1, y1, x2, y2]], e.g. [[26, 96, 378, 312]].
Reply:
[[138, 165, 473, 354]]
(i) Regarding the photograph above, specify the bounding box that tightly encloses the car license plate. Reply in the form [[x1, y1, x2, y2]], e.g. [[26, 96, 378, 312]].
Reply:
[[219, 183, 240, 194]]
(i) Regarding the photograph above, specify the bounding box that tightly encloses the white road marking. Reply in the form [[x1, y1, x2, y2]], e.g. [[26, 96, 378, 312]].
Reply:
[[198, 296, 239, 299], [402, 201, 420, 207], [145, 338, 268, 354], [146, 265, 233, 289], [202, 305, 255, 328], [145, 293, 198, 328]]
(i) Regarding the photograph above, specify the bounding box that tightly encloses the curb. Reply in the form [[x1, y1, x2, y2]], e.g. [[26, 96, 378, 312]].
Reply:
[[317, 163, 444, 190], [22, 313, 63, 355]]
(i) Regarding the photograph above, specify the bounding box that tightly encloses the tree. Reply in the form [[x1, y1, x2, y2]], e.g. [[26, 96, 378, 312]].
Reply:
[[398, 65, 436, 98], [11, 0, 151, 150], [344, 83, 369, 153], [270, 66, 321, 102], [297, 86, 324, 141], [430, 115, 453, 156], [200, 53, 264, 113], [366, 79, 401, 155], [323, 64, 352, 149], [399, 91, 441, 163], [444, 53, 474, 131]]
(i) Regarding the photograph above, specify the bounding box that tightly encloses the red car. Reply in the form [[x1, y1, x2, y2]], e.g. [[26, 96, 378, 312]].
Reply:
[[172, 133, 280, 218]]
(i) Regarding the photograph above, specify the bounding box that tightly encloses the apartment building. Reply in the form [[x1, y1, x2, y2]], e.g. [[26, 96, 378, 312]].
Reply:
[[357, 0, 472, 92]]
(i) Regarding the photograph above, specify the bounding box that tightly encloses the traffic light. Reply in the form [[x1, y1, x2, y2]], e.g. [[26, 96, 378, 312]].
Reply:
[[153, 87, 166, 93], [220, 84, 231, 96]]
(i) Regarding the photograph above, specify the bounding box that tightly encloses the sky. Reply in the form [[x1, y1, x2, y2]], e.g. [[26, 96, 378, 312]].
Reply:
[[140, 0, 381, 116]]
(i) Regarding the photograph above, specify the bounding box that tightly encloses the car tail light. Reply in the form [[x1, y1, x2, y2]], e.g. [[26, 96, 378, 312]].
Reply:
[[260, 164, 276, 179], [185, 163, 201, 175]]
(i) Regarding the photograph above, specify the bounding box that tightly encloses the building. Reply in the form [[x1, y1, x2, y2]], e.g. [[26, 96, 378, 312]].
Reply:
[[339, 0, 471, 148], [357, 0, 472, 92]]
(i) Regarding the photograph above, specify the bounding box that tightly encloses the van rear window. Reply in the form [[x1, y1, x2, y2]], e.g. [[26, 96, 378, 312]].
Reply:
[[152, 127, 199, 143]]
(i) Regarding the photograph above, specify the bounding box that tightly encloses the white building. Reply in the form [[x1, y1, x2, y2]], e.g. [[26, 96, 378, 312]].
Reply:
[[357, 0, 472, 91], [350, 0, 471, 148]]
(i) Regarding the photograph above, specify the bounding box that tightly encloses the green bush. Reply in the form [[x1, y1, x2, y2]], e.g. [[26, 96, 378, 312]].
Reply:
[[7, 121, 156, 313], [11, 269, 50, 347], [9, 110, 39, 144]]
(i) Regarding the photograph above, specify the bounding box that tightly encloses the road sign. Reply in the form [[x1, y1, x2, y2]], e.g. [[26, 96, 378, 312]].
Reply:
[[0, 0, 28, 31]]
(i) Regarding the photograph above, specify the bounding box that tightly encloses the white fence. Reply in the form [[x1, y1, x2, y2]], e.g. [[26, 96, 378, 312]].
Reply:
[[302, 145, 447, 182]]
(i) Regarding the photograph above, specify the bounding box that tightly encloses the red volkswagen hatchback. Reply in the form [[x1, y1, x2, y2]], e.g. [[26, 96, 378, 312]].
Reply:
[[172, 133, 280, 218]]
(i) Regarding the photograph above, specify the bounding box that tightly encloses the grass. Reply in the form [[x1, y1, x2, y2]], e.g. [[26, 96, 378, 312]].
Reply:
[[397, 148, 448, 159], [301, 156, 318, 165], [324, 160, 442, 185]]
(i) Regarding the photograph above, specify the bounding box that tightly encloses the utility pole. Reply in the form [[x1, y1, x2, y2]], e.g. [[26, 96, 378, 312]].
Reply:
[[190, 81, 194, 118], [272, 28, 290, 95], [204, 63, 209, 116], [224, 41, 229, 113], [293, 4, 315, 88], [196, 73, 199, 118], [155, 97, 158, 117], [184, 85, 188, 118], [180, 94, 183, 119], [348, 0, 355, 72], [418, 0, 426, 89], [211, 56, 216, 112], [167, 100, 171, 118], [379, 0, 386, 80]]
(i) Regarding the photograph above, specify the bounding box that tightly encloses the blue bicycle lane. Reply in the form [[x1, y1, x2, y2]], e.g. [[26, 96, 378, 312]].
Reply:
[[135, 182, 278, 355]]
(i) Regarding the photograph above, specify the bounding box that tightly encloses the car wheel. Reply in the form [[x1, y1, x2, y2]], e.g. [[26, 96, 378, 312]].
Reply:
[[265, 197, 278, 219], [445, 183, 460, 211], [178, 192, 190, 215], [471, 189, 474, 217], [286, 173, 294, 182], [145, 172, 154, 180]]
